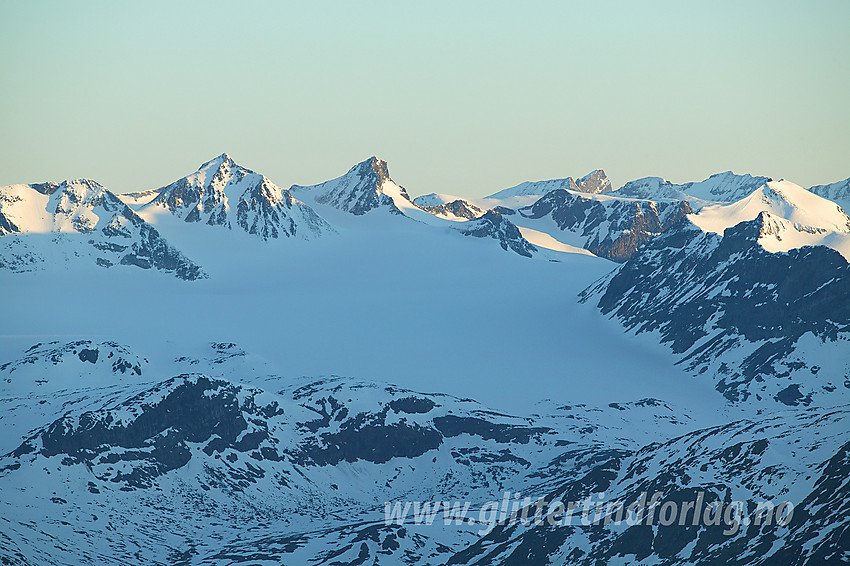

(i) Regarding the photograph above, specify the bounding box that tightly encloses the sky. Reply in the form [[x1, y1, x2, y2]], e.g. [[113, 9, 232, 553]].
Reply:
[[1, 1, 848, 198]]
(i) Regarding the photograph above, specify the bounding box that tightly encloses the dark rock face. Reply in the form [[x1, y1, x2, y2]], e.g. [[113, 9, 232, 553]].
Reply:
[[0, 209, 20, 236], [581, 212, 850, 405], [116, 205, 206, 280], [420, 199, 484, 220], [388, 396, 436, 414], [520, 189, 692, 261], [447, 407, 850, 566], [77, 348, 99, 363], [492, 206, 516, 216], [5, 376, 282, 489], [370, 157, 391, 186], [291, 389, 438, 466], [296, 414, 443, 466], [0, 340, 144, 379], [456, 211, 536, 257], [280, 380, 572, 482], [236, 181, 293, 239], [434, 415, 549, 444]]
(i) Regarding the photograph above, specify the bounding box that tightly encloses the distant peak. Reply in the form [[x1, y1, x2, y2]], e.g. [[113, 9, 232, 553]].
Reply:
[[199, 152, 236, 171], [706, 170, 772, 183], [351, 156, 391, 184], [579, 169, 606, 181], [576, 169, 612, 194]]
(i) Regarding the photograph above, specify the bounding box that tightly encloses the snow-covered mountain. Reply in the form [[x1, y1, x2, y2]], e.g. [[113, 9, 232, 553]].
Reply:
[[0, 340, 703, 565], [581, 210, 850, 408], [690, 180, 850, 260], [492, 175, 850, 263], [290, 156, 420, 217], [289, 156, 541, 257], [3, 155, 850, 565], [125, 153, 331, 240], [691, 180, 850, 236], [0, 179, 204, 279]]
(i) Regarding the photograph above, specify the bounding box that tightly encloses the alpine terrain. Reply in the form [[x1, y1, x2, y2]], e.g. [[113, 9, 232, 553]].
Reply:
[[1, 154, 849, 565]]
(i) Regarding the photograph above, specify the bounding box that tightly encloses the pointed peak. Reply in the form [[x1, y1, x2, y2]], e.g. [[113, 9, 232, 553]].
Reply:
[[576, 169, 612, 194], [579, 168, 606, 180], [199, 152, 236, 171], [350, 156, 391, 184]]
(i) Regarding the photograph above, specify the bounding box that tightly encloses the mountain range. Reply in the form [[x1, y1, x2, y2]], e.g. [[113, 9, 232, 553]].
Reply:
[[2, 154, 849, 565]]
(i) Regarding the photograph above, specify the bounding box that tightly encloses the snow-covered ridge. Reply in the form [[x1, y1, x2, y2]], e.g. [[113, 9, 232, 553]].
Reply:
[[808, 176, 850, 211], [612, 171, 773, 207], [417, 198, 485, 221], [690, 180, 850, 260], [485, 168, 611, 200], [692, 180, 850, 235], [0, 179, 205, 279]]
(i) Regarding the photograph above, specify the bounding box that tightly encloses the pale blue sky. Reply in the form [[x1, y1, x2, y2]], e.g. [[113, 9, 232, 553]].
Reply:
[[1, 1, 848, 197]]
